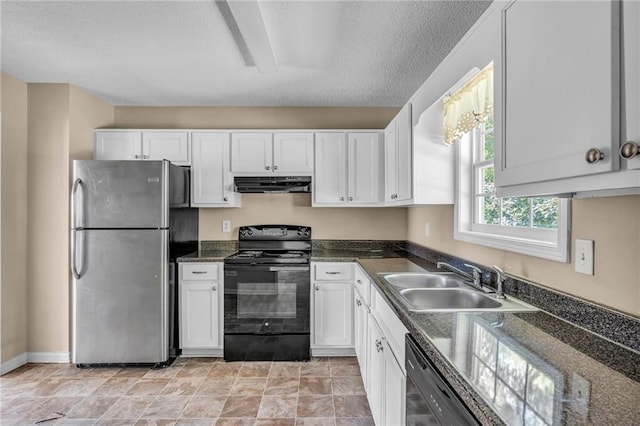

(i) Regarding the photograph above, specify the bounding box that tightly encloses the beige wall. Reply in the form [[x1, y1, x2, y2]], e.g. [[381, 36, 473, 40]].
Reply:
[[200, 194, 407, 240], [406, 196, 640, 317], [113, 106, 405, 241], [114, 107, 399, 130], [26, 84, 113, 355], [1, 73, 29, 363]]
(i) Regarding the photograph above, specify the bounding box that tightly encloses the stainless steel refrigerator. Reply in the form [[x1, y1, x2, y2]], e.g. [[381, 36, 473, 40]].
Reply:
[[71, 160, 193, 366]]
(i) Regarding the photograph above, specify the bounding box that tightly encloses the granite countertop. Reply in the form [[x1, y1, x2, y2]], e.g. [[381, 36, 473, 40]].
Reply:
[[311, 248, 402, 262], [356, 257, 640, 426]]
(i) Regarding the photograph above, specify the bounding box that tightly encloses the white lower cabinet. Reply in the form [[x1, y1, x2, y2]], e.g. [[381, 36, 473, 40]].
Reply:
[[311, 262, 355, 356], [367, 315, 386, 425], [313, 281, 354, 347], [363, 280, 408, 426], [354, 287, 369, 388], [179, 262, 224, 356]]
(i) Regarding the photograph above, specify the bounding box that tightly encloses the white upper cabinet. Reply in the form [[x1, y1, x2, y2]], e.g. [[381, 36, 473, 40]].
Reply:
[[142, 132, 190, 164], [95, 131, 142, 161], [95, 131, 190, 165], [497, 1, 620, 189], [191, 132, 240, 208], [623, 0, 640, 171], [313, 132, 383, 206], [231, 133, 273, 173], [231, 132, 313, 175], [348, 133, 384, 204], [385, 103, 413, 204], [273, 133, 314, 173]]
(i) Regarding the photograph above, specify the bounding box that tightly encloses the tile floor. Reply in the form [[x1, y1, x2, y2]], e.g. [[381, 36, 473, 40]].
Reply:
[[0, 357, 373, 425]]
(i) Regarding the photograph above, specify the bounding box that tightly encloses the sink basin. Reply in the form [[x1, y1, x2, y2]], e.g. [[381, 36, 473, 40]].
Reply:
[[400, 288, 502, 311], [379, 273, 462, 289]]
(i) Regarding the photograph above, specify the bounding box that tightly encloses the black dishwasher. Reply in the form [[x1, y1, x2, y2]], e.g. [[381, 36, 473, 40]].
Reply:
[[406, 334, 479, 426]]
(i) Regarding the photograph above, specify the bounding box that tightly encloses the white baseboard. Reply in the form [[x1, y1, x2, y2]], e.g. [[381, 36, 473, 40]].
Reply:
[[27, 352, 71, 363], [1, 352, 28, 375]]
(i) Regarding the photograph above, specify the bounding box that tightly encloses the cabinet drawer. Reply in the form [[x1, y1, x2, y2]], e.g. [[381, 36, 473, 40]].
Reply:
[[181, 263, 220, 281], [314, 263, 354, 281]]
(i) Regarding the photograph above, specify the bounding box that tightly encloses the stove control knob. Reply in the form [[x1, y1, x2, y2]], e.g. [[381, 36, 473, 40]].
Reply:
[[297, 230, 303, 236], [239, 229, 246, 236], [248, 230, 253, 235]]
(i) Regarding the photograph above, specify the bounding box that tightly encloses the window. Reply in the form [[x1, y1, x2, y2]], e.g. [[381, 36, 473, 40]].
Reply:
[[451, 67, 570, 262]]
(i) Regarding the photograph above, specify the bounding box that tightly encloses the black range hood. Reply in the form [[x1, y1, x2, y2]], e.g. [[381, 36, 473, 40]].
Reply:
[[234, 176, 312, 193]]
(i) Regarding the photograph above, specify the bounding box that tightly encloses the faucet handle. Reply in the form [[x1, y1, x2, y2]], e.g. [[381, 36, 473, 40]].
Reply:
[[463, 263, 482, 276]]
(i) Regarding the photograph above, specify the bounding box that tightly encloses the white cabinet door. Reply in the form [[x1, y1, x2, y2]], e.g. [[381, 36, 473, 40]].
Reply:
[[142, 132, 190, 165], [348, 132, 382, 204], [384, 119, 398, 202], [498, 1, 619, 187], [180, 281, 220, 349], [354, 290, 368, 389], [313, 282, 353, 347], [385, 103, 412, 204], [313, 133, 348, 205], [623, 0, 640, 171], [95, 131, 141, 160], [367, 315, 385, 425], [273, 133, 314, 173], [383, 339, 406, 426], [231, 133, 273, 173], [395, 103, 413, 201], [191, 132, 239, 207]]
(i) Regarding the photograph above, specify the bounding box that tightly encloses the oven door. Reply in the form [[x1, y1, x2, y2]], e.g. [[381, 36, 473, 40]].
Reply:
[[224, 264, 310, 335]]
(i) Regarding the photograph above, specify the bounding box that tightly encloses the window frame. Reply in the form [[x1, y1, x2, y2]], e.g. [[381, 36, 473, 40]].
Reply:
[[454, 126, 571, 263]]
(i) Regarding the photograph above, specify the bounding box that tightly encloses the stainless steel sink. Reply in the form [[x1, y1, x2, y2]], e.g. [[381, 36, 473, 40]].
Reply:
[[378, 272, 538, 313], [379, 273, 461, 289], [400, 288, 502, 310]]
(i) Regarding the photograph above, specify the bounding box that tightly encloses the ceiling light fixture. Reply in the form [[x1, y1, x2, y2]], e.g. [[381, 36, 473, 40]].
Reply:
[[219, 0, 278, 74]]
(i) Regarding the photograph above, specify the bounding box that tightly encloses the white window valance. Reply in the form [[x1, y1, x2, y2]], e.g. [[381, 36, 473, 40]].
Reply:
[[443, 64, 494, 145]]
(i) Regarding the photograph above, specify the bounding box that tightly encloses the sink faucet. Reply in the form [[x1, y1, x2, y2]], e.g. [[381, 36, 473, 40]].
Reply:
[[492, 265, 507, 300], [436, 262, 484, 290]]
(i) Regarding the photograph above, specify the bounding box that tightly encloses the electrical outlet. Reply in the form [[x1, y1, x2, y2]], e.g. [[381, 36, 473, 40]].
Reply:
[[575, 239, 594, 275], [424, 223, 430, 237], [222, 220, 231, 233]]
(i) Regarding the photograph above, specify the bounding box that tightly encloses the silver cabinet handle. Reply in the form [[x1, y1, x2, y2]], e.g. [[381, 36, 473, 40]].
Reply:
[[619, 141, 639, 160], [212, 285, 217, 291], [315, 285, 320, 291], [375, 339, 384, 352], [134, 154, 142, 159], [223, 197, 229, 202], [340, 197, 345, 201], [142, 155, 149, 159], [348, 197, 353, 201], [192, 271, 208, 274], [585, 148, 605, 164], [274, 165, 279, 170], [356, 299, 362, 307], [266, 165, 271, 171], [357, 279, 362, 284], [325, 271, 341, 275]]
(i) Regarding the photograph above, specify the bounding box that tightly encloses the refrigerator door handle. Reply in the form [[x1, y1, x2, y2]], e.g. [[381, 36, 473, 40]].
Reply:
[[71, 178, 83, 229], [71, 230, 81, 279]]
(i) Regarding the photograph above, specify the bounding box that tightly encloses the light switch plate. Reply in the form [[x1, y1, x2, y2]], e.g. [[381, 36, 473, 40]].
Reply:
[[222, 220, 231, 233], [575, 239, 594, 275]]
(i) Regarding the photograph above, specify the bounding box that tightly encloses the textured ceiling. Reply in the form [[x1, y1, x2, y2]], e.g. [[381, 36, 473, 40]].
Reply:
[[1, 1, 491, 107]]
